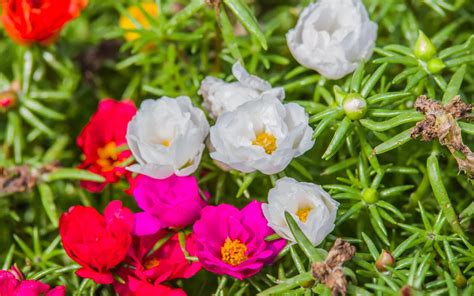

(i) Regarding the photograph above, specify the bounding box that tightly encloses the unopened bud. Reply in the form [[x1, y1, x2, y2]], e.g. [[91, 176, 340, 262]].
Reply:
[[9, 264, 25, 281], [375, 250, 394, 271], [427, 58, 445, 74], [455, 272, 467, 288], [362, 188, 379, 204], [414, 31, 436, 61], [343, 93, 367, 120]]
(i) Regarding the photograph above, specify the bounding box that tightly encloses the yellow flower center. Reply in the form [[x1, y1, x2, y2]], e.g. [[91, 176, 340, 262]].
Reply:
[[96, 142, 121, 172], [296, 207, 312, 223], [252, 132, 277, 154], [119, 3, 159, 41], [162, 139, 171, 147], [143, 257, 160, 270], [221, 237, 248, 266]]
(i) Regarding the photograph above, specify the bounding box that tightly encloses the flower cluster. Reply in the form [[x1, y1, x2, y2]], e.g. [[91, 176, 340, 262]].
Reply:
[[0, 0, 385, 293]]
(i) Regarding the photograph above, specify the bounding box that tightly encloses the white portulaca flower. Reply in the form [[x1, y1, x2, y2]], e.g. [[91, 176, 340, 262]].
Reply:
[[209, 97, 314, 174], [262, 177, 339, 246], [286, 0, 377, 80], [126, 96, 209, 179], [198, 62, 285, 118]]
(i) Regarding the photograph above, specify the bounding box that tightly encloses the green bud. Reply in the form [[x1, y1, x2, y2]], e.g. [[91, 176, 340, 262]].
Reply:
[[342, 93, 367, 120], [362, 188, 379, 204], [427, 58, 445, 74], [455, 272, 467, 288], [414, 31, 436, 61]]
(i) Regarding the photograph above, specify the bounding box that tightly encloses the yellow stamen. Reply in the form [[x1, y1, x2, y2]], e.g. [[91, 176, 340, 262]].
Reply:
[[143, 257, 160, 269], [252, 132, 277, 154], [221, 237, 248, 266], [296, 207, 312, 223], [96, 142, 121, 172], [162, 139, 171, 147]]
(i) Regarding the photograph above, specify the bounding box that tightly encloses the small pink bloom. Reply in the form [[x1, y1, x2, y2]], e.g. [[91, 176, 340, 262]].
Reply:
[[193, 200, 286, 280], [0, 268, 65, 296], [132, 174, 208, 235]]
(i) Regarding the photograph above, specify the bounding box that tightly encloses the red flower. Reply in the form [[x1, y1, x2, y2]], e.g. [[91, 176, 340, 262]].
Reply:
[[1, 0, 88, 45], [114, 276, 186, 296], [0, 265, 65, 295], [77, 99, 136, 192], [119, 232, 201, 284], [59, 200, 134, 284]]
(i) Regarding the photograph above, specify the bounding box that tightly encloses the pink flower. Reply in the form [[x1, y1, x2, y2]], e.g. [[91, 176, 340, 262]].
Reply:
[[0, 266, 65, 296], [114, 276, 186, 296], [132, 174, 207, 235], [118, 231, 201, 284], [193, 201, 286, 280], [59, 200, 134, 284]]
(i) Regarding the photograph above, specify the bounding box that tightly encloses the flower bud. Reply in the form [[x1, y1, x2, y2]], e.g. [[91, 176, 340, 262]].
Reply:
[[414, 31, 436, 61], [343, 93, 367, 120], [455, 272, 467, 288], [0, 96, 15, 111], [9, 264, 25, 281], [375, 250, 394, 271], [427, 58, 445, 74], [362, 188, 379, 204]]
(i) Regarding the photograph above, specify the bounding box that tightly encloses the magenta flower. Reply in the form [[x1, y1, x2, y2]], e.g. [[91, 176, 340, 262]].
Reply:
[[0, 266, 65, 296], [193, 201, 286, 280], [133, 174, 208, 235]]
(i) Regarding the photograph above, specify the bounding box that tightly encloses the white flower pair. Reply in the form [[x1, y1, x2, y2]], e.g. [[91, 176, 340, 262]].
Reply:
[[203, 64, 314, 174], [126, 63, 314, 178]]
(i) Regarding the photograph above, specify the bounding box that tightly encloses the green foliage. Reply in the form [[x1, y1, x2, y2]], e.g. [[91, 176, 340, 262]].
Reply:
[[0, 0, 473, 295]]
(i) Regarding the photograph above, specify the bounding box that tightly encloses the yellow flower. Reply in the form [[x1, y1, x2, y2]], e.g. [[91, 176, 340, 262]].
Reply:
[[119, 2, 159, 41]]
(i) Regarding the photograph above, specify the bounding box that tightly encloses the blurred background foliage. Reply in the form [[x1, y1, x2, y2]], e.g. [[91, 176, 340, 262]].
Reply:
[[0, 0, 473, 295]]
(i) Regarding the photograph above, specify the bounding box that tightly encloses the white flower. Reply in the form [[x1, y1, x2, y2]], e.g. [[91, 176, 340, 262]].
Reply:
[[262, 177, 339, 246], [209, 97, 314, 174], [198, 62, 285, 118], [286, 0, 377, 80], [126, 96, 209, 179]]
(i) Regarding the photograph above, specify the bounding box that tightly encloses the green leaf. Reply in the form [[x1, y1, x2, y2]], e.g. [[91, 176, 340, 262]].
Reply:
[[427, 154, 465, 237], [219, 5, 242, 60], [19, 107, 55, 137], [38, 183, 59, 228], [360, 63, 387, 98], [373, 128, 413, 155], [284, 212, 323, 262], [223, 0, 267, 50], [236, 172, 257, 198], [322, 116, 352, 160], [23, 99, 66, 121], [43, 168, 106, 183], [442, 64, 466, 103]]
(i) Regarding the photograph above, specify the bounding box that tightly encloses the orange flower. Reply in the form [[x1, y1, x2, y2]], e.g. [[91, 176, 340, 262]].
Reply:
[[1, 0, 87, 45], [119, 2, 159, 41]]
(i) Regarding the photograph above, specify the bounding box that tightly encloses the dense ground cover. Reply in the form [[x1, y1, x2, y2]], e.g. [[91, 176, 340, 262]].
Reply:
[[0, 0, 473, 295]]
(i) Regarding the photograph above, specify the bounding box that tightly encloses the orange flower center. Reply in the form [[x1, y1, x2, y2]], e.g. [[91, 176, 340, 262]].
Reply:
[[296, 207, 312, 223], [96, 142, 121, 171], [252, 132, 277, 154], [221, 237, 248, 266], [143, 257, 160, 270]]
